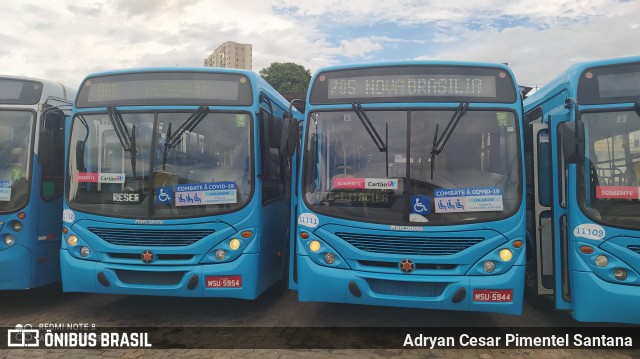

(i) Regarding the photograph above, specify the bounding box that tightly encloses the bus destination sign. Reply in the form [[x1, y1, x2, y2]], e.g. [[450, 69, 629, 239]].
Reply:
[[328, 75, 496, 99], [76, 72, 253, 108], [578, 62, 640, 104], [0, 78, 43, 105], [310, 65, 516, 104]]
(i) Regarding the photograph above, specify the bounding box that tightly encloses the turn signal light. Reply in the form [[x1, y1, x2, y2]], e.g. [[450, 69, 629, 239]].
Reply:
[[300, 232, 310, 239], [241, 230, 253, 238], [579, 246, 594, 254]]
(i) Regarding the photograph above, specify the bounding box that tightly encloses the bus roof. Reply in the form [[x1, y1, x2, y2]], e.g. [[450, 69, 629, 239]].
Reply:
[[524, 56, 640, 109], [0, 74, 72, 103]]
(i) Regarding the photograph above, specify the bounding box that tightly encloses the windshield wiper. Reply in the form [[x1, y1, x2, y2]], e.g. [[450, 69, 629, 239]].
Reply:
[[162, 105, 209, 170], [107, 107, 138, 177], [430, 102, 469, 180], [352, 103, 387, 152], [352, 103, 389, 177]]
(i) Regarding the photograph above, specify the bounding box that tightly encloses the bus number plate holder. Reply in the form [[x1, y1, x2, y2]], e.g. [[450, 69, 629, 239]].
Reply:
[[473, 289, 513, 302], [206, 275, 242, 288]]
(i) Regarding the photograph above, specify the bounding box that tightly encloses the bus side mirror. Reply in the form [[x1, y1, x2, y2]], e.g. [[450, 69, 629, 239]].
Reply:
[[280, 116, 299, 157], [558, 121, 585, 164]]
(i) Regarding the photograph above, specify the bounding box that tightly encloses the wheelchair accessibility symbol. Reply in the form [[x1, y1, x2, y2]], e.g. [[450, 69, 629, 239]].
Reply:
[[155, 186, 173, 204], [411, 195, 430, 215]]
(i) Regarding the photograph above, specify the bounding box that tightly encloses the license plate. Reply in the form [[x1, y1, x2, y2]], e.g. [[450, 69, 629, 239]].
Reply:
[[472, 289, 513, 302], [205, 275, 242, 288]]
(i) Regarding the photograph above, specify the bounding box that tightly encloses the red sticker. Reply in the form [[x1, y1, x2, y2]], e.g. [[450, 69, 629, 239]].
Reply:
[[473, 289, 513, 302], [596, 186, 639, 199], [76, 172, 98, 183], [205, 275, 242, 288], [333, 177, 365, 189]]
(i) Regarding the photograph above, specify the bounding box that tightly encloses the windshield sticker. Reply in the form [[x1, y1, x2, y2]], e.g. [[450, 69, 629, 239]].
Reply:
[[411, 195, 431, 215], [434, 187, 503, 213], [496, 112, 509, 127], [235, 114, 248, 127], [596, 186, 639, 199], [298, 213, 319, 228], [175, 181, 237, 206], [0, 180, 11, 201], [332, 177, 398, 190], [574, 223, 606, 240], [76, 172, 99, 183], [155, 186, 174, 204], [99, 173, 125, 184], [63, 209, 75, 223]]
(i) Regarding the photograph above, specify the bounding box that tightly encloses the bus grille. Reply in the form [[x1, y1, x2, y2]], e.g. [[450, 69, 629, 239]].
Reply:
[[114, 270, 185, 285], [88, 228, 214, 247], [628, 245, 640, 255], [336, 232, 482, 255], [366, 279, 449, 297]]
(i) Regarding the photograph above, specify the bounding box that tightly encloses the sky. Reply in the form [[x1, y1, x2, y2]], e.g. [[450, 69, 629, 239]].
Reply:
[[1, 0, 639, 91]]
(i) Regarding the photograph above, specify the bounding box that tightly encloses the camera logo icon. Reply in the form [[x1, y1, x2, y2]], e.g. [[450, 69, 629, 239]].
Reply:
[[7, 324, 40, 347]]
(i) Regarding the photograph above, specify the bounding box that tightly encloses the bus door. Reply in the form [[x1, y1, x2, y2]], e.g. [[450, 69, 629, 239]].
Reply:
[[531, 112, 573, 310], [34, 103, 67, 286]]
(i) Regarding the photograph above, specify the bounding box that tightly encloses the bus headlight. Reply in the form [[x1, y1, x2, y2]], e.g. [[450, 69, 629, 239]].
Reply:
[[3, 234, 15, 246], [229, 238, 241, 250], [595, 255, 608, 267], [499, 249, 513, 261], [79, 247, 90, 257], [309, 240, 321, 253], [324, 252, 336, 265], [483, 261, 496, 273], [614, 269, 627, 281], [215, 249, 226, 261], [67, 235, 78, 247], [12, 221, 23, 232]]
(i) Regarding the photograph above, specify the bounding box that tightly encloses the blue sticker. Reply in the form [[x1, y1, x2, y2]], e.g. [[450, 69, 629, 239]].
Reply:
[[411, 195, 431, 215], [155, 186, 174, 204]]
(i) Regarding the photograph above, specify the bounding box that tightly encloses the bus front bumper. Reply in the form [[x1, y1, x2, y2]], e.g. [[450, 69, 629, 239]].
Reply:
[[571, 270, 640, 324], [0, 245, 32, 290], [296, 255, 524, 315], [60, 250, 262, 299]]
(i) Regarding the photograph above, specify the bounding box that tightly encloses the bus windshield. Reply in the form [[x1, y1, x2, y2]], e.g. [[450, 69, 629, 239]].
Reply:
[[0, 110, 34, 212], [581, 109, 640, 229], [67, 110, 253, 218], [303, 109, 521, 224]]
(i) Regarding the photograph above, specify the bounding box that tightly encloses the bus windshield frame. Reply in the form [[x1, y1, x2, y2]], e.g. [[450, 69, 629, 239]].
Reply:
[[301, 107, 523, 225], [67, 109, 255, 219], [578, 107, 640, 230], [0, 109, 36, 213]]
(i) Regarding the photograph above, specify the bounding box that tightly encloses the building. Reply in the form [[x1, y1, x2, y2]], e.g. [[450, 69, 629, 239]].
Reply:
[[204, 41, 252, 70]]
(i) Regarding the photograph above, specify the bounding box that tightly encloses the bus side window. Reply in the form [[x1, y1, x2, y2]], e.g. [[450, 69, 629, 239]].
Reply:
[[39, 109, 65, 200]]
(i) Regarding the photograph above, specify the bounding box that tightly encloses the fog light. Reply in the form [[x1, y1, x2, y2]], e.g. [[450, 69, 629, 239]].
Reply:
[[614, 268, 627, 281], [324, 252, 335, 264], [67, 235, 78, 247], [309, 240, 321, 252], [229, 238, 241, 250], [3, 234, 15, 246], [80, 246, 90, 257], [483, 261, 496, 273], [499, 249, 513, 261], [12, 221, 23, 232], [595, 255, 608, 267], [215, 249, 226, 261]]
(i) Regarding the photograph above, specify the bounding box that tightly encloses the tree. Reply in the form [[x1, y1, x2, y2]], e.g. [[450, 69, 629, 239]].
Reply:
[[259, 62, 311, 96]]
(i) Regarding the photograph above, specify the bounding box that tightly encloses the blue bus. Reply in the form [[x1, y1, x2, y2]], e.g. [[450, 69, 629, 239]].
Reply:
[[61, 68, 292, 298], [524, 56, 640, 324], [285, 61, 526, 314], [0, 75, 72, 289]]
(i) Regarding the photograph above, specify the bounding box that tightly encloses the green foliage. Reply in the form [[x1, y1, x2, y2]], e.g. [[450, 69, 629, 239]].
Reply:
[[259, 62, 311, 95]]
